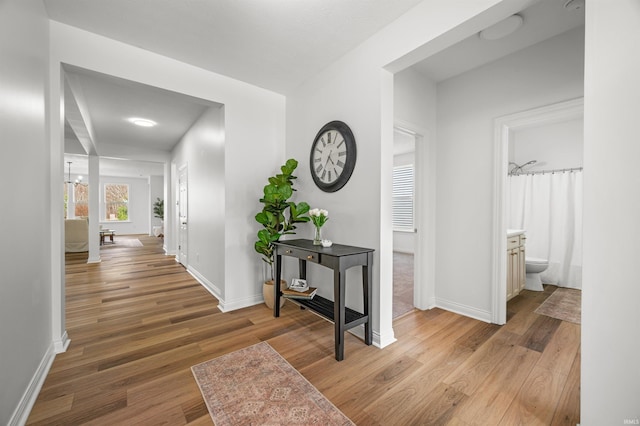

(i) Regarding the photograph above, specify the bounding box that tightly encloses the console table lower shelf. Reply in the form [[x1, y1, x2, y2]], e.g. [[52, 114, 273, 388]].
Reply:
[[273, 239, 374, 361], [285, 295, 369, 329]]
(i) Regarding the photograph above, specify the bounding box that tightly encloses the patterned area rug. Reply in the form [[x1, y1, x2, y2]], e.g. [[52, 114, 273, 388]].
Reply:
[[192, 342, 354, 426], [535, 287, 581, 324]]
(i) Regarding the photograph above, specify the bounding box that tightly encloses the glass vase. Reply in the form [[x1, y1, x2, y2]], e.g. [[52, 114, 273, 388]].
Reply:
[[313, 225, 322, 245]]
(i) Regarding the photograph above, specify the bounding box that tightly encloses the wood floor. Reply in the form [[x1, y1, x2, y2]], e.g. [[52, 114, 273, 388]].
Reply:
[[27, 235, 580, 425]]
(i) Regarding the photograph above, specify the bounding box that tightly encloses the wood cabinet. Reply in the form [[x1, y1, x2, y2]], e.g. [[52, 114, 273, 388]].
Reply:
[[507, 234, 526, 301]]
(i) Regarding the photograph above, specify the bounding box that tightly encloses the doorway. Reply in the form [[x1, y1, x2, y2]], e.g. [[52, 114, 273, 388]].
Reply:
[[492, 98, 584, 323], [392, 127, 417, 318]]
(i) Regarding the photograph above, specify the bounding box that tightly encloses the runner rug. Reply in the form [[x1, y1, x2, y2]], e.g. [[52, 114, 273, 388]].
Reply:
[[191, 341, 354, 425], [535, 287, 581, 324]]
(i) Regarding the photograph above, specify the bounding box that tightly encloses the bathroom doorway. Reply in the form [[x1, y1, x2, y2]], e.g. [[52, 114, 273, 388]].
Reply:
[[392, 127, 417, 318], [493, 98, 584, 323]]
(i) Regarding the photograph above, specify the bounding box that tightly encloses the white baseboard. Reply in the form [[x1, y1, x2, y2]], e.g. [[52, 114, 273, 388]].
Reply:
[[218, 295, 264, 312], [346, 324, 396, 349], [53, 330, 70, 353], [187, 266, 222, 299], [8, 342, 56, 426], [373, 329, 397, 349], [435, 297, 492, 323]]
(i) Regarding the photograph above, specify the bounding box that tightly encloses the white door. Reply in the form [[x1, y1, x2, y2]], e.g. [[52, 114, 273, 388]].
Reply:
[[178, 165, 188, 267]]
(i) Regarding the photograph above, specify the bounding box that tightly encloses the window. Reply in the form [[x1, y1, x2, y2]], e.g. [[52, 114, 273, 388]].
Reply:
[[63, 183, 89, 219], [392, 165, 414, 231], [74, 184, 89, 217], [105, 183, 129, 221]]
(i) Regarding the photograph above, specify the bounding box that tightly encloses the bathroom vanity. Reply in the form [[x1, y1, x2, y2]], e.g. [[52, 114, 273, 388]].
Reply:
[[507, 230, 526, 300]]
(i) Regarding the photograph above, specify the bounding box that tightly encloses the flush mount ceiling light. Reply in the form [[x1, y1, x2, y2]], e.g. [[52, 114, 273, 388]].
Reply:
[[564, 0, 585, 11], [128, 117, 157, 127], [479, 14, 524, 41]]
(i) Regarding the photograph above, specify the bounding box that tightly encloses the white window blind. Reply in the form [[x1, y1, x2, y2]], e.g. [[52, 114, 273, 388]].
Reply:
[[392, 165, 414, 231]]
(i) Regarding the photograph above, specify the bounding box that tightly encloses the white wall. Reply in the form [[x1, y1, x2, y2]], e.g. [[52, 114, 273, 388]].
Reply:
[[98, 175, 151, 234], [0, 0, 53, 424], [286, 0, 521, 347], [582, 0, 640, 423], [434, 27, 584, 320], [49, 22, 286, 334], [172, 106, 226, 302], [510, 117, 583, 171]]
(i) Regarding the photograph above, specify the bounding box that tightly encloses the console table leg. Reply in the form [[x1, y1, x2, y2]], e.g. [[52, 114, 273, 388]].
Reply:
[[364, 253, 373, 345], [334, 268, 345, 361], [274, 253, 282, 318]]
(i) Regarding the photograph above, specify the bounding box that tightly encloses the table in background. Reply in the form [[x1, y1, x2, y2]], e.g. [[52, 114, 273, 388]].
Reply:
[[100, 229, 115, 245], [273, 239, 374, 361]]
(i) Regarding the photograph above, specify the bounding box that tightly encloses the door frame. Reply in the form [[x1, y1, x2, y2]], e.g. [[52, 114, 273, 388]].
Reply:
[[177, 164, 188, 267], [491, 97, 584, 324], [394, 120, 435, 311]]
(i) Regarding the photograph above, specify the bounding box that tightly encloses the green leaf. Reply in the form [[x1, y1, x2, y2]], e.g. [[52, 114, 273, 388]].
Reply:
[[281, 158, 298, 175]]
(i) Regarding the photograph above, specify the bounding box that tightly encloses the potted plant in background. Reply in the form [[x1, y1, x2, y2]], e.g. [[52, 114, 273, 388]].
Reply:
[[153, 198, 164, 238], [255, 159, 310, 308], [153, 197, 164, 222]]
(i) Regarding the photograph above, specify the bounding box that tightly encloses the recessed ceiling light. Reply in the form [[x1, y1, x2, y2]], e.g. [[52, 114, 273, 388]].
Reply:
[[479, 14, 524, 41], [128, 117, 157, 127]]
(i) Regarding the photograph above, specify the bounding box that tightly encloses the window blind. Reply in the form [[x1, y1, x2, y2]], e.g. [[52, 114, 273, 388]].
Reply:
[[392, 165, 414, 231]]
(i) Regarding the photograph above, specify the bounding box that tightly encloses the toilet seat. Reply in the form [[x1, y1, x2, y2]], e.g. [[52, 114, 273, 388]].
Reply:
[[526, 257, 548, 265]]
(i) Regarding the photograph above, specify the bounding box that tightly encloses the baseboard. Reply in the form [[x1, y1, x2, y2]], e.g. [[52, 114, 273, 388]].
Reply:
[[53, 330, 70, 353], [435, 297, 492, 323], [186, 267, 266, 312], [187, 267, 222, 300], [218, 295, 264, 312], [8, 342, 56, 426], [373, 328, 397, 349]]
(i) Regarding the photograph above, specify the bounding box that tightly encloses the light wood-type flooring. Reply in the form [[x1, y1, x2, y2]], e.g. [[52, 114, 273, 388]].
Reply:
[[27, 235, 580, 425], [393, 252, 414, 319]]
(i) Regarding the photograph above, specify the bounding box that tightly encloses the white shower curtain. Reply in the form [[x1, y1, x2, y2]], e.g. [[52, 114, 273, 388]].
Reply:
[[508, 171, 583, 289]]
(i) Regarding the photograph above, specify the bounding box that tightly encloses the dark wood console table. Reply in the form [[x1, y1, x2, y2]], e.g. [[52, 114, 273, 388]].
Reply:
[[273, 239, 374, 361]]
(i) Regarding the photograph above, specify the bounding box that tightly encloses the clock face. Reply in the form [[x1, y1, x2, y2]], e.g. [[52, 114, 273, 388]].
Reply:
[[310, 121, 356, 192]]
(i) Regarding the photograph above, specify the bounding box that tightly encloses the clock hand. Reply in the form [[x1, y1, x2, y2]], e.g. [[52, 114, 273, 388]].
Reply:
[[324, 150, 333, 168]]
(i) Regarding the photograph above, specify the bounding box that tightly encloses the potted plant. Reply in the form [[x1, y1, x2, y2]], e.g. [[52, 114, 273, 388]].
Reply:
[[153, 198, 164, 222], [255, 159, 310, 308], [152, 198, 165, 238]]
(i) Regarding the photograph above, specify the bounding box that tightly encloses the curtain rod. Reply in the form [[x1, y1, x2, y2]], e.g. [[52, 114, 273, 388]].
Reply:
[[509, 166, 583, 176]]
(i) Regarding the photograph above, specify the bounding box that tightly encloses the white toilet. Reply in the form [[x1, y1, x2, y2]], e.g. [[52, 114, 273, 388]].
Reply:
[[525, 257, 548, 291]]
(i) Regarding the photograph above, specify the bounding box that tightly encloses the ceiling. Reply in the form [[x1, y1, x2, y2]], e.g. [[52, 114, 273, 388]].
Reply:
[[44, 0, 426, 94], [414, 0, 585, 82], [54, 0, 584, 177], [62, 65, 216, 177]]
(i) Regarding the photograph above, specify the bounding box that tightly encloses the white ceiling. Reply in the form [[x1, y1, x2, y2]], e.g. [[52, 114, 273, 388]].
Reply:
[[62, 65, 216, 177], [54, 0, 584, 176], [64, 154, 165, 179], [413, 0, 585, 82], [44, 0, 426, 94]]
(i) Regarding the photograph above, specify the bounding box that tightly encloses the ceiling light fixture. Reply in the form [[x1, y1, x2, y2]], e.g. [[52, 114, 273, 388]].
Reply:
[[128, 117, 157, 127], [65, 161, 85, 186], [479, 14, 524, 41], [564, 0, 585, 11]]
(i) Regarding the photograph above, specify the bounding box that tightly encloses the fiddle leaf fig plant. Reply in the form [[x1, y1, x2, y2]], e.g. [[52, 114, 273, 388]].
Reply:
[[153, 197, 164, 219], [255, 159, 310, 279]]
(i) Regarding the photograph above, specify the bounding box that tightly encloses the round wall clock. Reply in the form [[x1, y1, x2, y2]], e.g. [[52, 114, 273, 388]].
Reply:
[[309, 120, 357, 192]]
